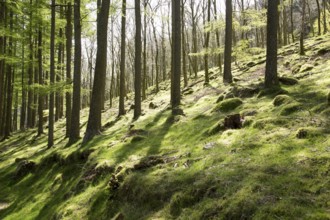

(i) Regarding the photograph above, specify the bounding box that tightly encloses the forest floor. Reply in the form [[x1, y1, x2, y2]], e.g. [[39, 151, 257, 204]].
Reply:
[[1, 35, 330, 220]]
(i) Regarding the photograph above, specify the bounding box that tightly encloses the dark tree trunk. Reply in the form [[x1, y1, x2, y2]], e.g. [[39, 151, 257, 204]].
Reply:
[[134, 0, 142, 119], [171, 0, 181, 112], [4, 9, 13, 139], [323, 0, 327, 34], [83, 0, 111, 143], [204, 0, 211, 85], [65, 3, 72, 137], [37, 24, 44, 136], [119, 0, 126, 116], [0, 4, 5, 136], [223, 0, 233, 83], [213, 0, 222, 74], [27, 0, 34, 129], [48, 0, 56, 148], [316, 0, 321, 35], [69, 0, 82, 143], [300, 0, 306, 55], [265, 0, 279, 88], [182, 0, 188, 88]]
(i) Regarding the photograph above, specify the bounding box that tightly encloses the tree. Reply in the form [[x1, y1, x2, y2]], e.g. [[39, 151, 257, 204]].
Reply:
[[83, 0, 111, 143], [300, 0, 306, 55], [37, 21, 43, 136], [223, 0, 233, 84], [119, 0, 126, 116], [134, 0, 142, 119], [65, 3, 72, 138], [48, 0, 56, 148], [265, 0, 279, 88], [203, 0, 211, 85], [171, 0, 181, 114], [69, 0, 82, 144]]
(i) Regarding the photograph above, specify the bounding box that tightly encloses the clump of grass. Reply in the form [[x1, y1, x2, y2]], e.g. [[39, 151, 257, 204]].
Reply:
[[279, 103, 302, 116], [213, 98, 243, 112], [273, 95, 293, 106]]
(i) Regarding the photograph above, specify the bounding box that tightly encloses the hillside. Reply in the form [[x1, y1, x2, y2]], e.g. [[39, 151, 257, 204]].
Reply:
[[1, 34, 330, 220]]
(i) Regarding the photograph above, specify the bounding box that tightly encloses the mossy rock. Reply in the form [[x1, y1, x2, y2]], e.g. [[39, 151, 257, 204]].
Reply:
[[317, 48, 330, 55], [279, 76, 298, 86], [273, 95, 293, 106], [299, 64, 314, 73], [131, 135, 146, 143], [213, 98, 243, 112], [242, 117, 254, 128], [252, 118, 287, 129], [216, 94, 225, 103], [296, 127, 322, 139], [280, 103, 302, 115], [257, 87, 288, 98], [206, 121, 225, 136]]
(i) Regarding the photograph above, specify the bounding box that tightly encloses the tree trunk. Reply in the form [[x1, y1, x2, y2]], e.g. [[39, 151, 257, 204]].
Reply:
[[316, 0, 321, 35], [48, 0, 56, 147], [119, 0, 126, 116], [171, 0, 181, 113], [37, 23, 44, 136], [182, 0, 188, 88], [223, 0, 233, 83], [134, 0, 142, 119], [300, 0, 306, 55], [69, 0, 82, 143], [323, 0, 327, 34], [83, 0, 111, 143], [265, 0, 279, 88], [204, 0, 211, 85], [65, 3, 72, 137]]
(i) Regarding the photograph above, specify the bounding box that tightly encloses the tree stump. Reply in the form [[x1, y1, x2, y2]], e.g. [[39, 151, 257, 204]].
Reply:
[[224, 114, 242, 129]]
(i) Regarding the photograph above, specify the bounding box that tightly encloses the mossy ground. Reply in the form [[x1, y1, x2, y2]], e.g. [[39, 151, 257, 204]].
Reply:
[[1, 35, 330, 219]]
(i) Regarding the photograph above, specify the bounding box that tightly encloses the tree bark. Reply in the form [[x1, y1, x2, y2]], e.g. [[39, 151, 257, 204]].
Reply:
[[134, 0, 142, 119], [65, 3, 72, 137], [223, 0, 233, 83], [69, 0, 82, 143], [119, 0, 127, 116], [83, 0, 111, 143], [171, 0, 181, 112], [265, 0, 279, 88], [48, 0, 56, 147]]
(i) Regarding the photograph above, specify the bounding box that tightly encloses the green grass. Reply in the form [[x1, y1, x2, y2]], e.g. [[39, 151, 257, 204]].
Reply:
[[1, 34, 330, 219]]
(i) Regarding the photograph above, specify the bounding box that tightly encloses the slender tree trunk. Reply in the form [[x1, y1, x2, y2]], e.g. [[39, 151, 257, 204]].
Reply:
[[119, 0, 126, 116], [27, 0, 34, 129], [323, 0, 327, 34], [65, 3, 72, 137], [56, 9, 63, 122], [0, 4, 6, 136], [265, 0, 279, 88], [290, 0, 295, 42], [204, 0, 211, 85], [300, 0, 306, 55], [83, 0, 111, 143], [316, 0, 321, 35], [69, 0, 82, 143], [20, 36, 26, 130], [171, 0, 181, 113], [213, 0, 222, 74], [223, 0, 233, 83], [142, 0, 148, 100], [182, 0, 188, 87], [4, 9, 13, 139], [48, 0, 56, 147], [134, 0, 142, 119], [37, 23, 44, 135]]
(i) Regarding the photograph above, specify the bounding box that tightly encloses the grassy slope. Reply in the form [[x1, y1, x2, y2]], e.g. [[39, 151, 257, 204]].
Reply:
[[1, 35, 330, 220]]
